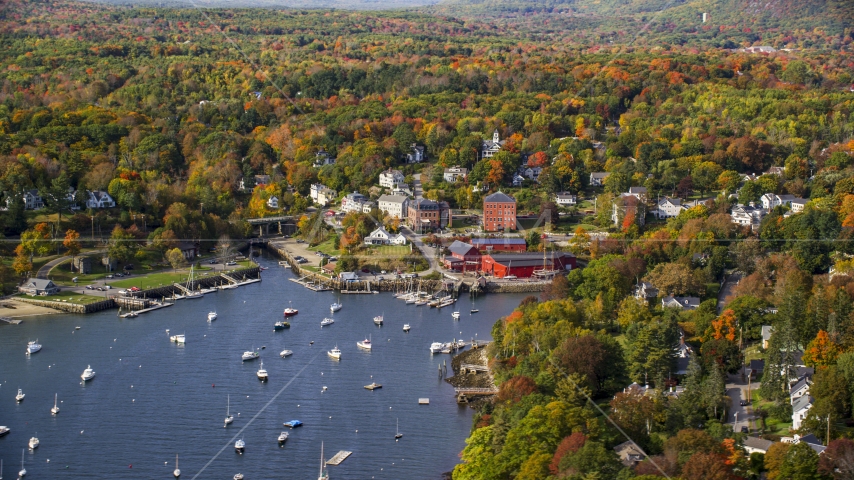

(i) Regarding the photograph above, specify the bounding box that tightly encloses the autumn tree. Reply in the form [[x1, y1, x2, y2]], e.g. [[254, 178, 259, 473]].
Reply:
[[497, 375, 537, 404], [550, 432, 587, 475], [166, 248, 187, 269], [645, 262, 703, 297], [819, 438, 854, 479], [63, 229, 82, 271], [802, 330, 841, 368], [710, 309, 738, 342], [680, 452, 737, 480], [20, 223, 53, 259]]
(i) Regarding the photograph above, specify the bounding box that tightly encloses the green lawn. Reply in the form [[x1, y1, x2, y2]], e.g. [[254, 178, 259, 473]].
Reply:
[[24, 290, 107, 305], [312, 238, 343, 256], [365, 245, 411, 257]]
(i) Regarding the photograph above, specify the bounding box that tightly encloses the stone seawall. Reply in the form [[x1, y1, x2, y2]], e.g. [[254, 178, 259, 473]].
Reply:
[[16, 297, 117, 314], [483, 281, 549, 293]]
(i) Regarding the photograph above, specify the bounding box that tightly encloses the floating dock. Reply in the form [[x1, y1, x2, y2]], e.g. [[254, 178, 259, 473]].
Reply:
[[418, 398, 430, 405], [121, 302, 174, 318], [326, 450, 352, 466], [0, 317, 22, 324], [289, 276, 332, 292]]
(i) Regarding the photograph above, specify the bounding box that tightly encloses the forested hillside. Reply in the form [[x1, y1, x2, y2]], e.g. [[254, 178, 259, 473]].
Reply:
[[1, 1, 854, 477]]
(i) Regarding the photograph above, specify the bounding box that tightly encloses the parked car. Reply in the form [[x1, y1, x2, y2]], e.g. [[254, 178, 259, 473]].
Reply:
[[740, 426, 749, 434], [118, 290, 128, 295], [85, 285, 95, 290], [105, 274, 114, 279], [225, 261, 237, 266], [328, 257, 338, 262], [115, 273, 124, 277], [209, 259, 217, 264], [129, 287, 141, 292]]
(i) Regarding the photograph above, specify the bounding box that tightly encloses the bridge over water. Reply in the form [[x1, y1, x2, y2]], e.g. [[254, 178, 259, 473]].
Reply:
[[246, 216, 296, 236]]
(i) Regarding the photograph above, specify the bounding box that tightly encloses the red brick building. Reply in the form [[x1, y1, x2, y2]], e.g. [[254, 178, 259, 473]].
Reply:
[[481, 252, 576, 279], [471, 237, 526, 253], [408, 198, 449, 234], [442, 240, 482, 272], [483, 192, 517, 232]]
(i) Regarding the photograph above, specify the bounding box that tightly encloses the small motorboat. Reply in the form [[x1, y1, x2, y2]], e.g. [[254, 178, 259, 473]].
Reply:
[[241, 349, 260, 361], [278, 431, 289, 444], [15, 389, 25, 402], [283, 301, 298, 317], [327, 345, 341, 360], [373, 315, 383, 326], [224, 395, 233, 426], [320, 318, 334, 327], [273, 321, 290, 331], [364, 382, 382, 390], [28, 436, 39, 450], [81, 365, 96, 381], [234, 438, 245, 454], [0, 425, 10, 437], [415, 300, 428, 306], [429, 342, 444, 354], [170, 334, 186, 344], [470, 309, 479, 313], [403, 324, 411, 332], [51, 393, 60, 415], [208, 311, 218, 322], [173, 454, 181, 478], [75, 326, 81, 330], [452, 311, 460, 320], [283, 420, 303, 428], [257, 362, 268, 381], [357, 335, 372, 350], [233, 474, 244, 480], [280, 349, 293, 358], [26, 340, 42, 355], [122, 311, 139, 318], [330, 302, 342, 313]]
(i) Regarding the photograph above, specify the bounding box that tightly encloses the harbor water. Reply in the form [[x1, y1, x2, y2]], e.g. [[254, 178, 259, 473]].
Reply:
[[0, 252, 528, 478]]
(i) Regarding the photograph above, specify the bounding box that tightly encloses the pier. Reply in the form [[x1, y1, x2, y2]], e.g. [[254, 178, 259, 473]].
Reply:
[[459, 363, 488, 374], [289, 275, 333, 292]]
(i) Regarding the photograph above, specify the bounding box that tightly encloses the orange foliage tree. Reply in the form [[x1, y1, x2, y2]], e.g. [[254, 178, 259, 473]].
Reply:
[[802, 330, 841, 368], [710, 309, 738, 342]]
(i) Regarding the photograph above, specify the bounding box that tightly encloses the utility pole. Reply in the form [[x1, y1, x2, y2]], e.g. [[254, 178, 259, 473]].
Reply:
[[827, 414, 831, 445]]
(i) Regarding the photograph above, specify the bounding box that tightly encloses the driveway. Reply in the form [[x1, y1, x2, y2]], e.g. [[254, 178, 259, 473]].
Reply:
[[717, 272, 742, 314]]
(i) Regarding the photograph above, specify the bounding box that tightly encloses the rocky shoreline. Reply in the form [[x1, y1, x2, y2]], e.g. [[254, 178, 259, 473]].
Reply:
[[445, 347, 496, 408]]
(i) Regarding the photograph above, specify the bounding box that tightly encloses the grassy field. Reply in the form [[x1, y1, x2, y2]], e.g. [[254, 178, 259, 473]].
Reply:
[[365, 245, 411, 257], [312, 238, 343, 256], [25, 290, 108, 305]]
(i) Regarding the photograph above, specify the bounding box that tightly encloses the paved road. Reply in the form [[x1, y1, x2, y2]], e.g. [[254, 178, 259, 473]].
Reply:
[[37, 255, 71, 279], [717, 272, 742, 314], [726, 369, 759, 433]]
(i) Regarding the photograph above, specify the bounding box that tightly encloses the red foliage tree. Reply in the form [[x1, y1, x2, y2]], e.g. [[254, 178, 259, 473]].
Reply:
[[819, 438, 854, 479], [527, 151, 548, 168], [549, 432, 587, 474], [497, 375, 537, 403], [680, 452, 737, 480]]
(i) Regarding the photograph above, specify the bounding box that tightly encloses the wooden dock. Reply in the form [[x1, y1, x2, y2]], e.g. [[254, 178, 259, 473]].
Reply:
[[326, 450, 352, 466], [123, 302, 174, 317], [459, 363, 488, 374], [290, 276, 332, 292]]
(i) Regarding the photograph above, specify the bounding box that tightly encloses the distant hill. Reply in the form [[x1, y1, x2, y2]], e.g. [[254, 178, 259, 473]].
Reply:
[[433, 0, 853, 33], [82, 0, 439, 9]]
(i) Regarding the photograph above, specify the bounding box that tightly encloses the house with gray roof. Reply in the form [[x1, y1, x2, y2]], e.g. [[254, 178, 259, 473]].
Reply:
[[761, 325, 773, 349], [792, 395, 814, 430], [18, 278, 59, 296], [661, 295, 700, 310], [743, 436, 775, 455], [589, 172, 610, 186], [790, 376, 811, 402]]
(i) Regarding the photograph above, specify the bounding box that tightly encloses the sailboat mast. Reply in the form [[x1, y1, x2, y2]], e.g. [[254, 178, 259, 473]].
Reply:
[[319, 441, 324, 476]]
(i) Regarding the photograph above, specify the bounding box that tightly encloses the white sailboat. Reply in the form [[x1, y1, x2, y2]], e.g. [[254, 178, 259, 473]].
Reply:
[[320, 318, 334, 327], [235, 438, 245, 454], [318, 442, 329, 480], [452, 311, 460, 320], [279, 349, 293, 358], [395, 418, 403, 440], [26, 340, 41, 355], [257, 361, 268, 381], [207, 311, 217, 322], [183, 265, 204, 299], [15, 389, 24, 402], [51, 393, 59, 415], [224, 395, 233, 426], [330, 302, 342, 313], [278, 431, 289, 444], [18, 449, 25, 478], [28, 435, 38, 450], [403, 324, 411, 332], [173, 454, 180, 478], [373, 314, 383, 325]]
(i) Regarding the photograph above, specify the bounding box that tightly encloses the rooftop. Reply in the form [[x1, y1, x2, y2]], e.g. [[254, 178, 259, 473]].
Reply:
[[484, 191, 515, 203]]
